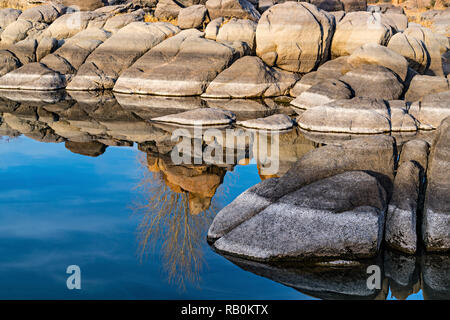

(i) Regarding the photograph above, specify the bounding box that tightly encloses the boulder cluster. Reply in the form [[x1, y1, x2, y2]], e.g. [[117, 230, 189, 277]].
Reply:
[[0, 1, 448, 135], [209, 116, 450, 262]]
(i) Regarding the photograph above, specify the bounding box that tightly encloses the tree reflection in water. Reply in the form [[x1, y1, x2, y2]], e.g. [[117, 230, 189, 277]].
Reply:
[[133, 152, 226, 290]]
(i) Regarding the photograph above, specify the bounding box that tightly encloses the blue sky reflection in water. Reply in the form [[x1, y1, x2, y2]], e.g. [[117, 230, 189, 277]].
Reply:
[[0, 136, 427, 300], [0, 136, 309, 299]]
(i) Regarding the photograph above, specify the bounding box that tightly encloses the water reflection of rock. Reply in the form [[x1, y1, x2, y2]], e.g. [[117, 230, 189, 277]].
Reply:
[[1, 90, 447, 295], [218, 249, 449, 300]]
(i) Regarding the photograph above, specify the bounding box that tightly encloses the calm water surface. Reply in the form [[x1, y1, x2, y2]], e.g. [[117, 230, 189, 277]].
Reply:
[[0, 136, 429, 300], [0, 135, 316, 299]]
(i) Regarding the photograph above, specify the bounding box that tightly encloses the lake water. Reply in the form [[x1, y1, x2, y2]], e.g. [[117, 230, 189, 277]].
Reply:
[[0, 91, 446, 300]]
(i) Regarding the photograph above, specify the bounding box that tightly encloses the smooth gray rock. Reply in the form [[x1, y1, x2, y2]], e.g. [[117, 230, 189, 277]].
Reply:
[[331, 12, 393, 58], [347, 43, 409, 82], [208, 135, 396, 240], [216, 18, 256, 50], [404, 26, 448, 77], [297, 97, 392, 134], [422, 116, 450, 252], [212, 171, 387, 261], [387, 32, 429, 74], [405, 75, 449, 102], [206, 0, 261, 22], [66, 22, 179, 91], [0, 63, 65, 90], [385, 161, 423, 254], [0, 50, 22, 77], [291, 79, 353, 110], [0, 8, 22, 30], [237, 114, 293, 131], [177, 5, 208, 29], [204, 17, 224, 41], [202, 56, 298, 98], [256, 2, 335, 73], [154, 0, 183, 20], [340, 65, 404, 100], [113, 29, 240, 96], [409, 91, 450, 129], [151, 107, 236, 126]]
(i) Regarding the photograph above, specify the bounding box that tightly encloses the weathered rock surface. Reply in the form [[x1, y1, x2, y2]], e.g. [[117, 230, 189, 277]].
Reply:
[[347, 43, 409, 82], [404, 75, 449, 102], [385, 161, 423, 254], [404, 26, 448, 77], [385, 139, 430, 254], [0, 9, 22, 31], [216, 18, 256, 50], [341, 0, 367, 12], [114, 29, 240, 96], [206, 0, 261, 22], [289, 56, 351, 97], [202, 56, 297, 98], [237, 113, 293, 130], [331, 11, 394, 58], [297, 97, 394, 134], [8, 27, 110, 89], [409, 91, 450, 129], [65, 140, 107, 157], [339, 65, 404, 100], [66, 22, 179, 91], [422, 116, 450, 252], [154, 0, 183, 20], [177, 5, 208, 29], [0, 62, 65, 90], [387, 32, 429, 74], [204, 17, 224, 41], [212, 171, 387, 261], [291, 79, 353, 110], [208, 135, 396, 240], [255, 2, 335, 73], [151, 107, 236, 126], [40, 10, 111, 40], [102, 8, 145, 33]]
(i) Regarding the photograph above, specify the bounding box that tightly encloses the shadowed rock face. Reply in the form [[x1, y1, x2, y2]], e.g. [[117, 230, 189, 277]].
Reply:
[[423, 116, 450, 252]]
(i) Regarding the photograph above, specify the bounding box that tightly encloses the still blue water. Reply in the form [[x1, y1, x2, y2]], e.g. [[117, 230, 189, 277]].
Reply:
[[0, 136, 313, 299], [0, 136, 428, 300]]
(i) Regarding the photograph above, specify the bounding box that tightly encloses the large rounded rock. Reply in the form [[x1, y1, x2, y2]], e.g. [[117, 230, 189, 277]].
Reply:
[[0, 62, 65, 90], [0, 50, 22, 77], [208, 135, 396, 241], [0, 8, 22, 30], [347, 43, 409, 82], [404, 26, 448, 77], [177, 5, 208, 29], [408, 91, 450, 129], [340, 64, 404, 100], [255, 2, 335, 73], [66, 22, 180, 91], [216, 18, 257, 50], [113, 29, 241, 96], [331, 11, 393, 58], [385, 140, 430, 254], [387, 32, 429, 74], [297, 97, 393, 134], [206, 0, 261, 22], [404, 75, 449, 102], [212, 170, 387, 262], [151, 107, 236, 126], [202, 56, 298, 98], [291, 79, 353, 110]]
